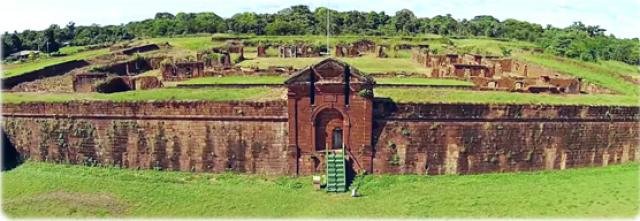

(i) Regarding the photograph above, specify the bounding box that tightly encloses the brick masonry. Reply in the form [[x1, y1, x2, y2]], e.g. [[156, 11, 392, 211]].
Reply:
[[2, 100, 638, 175], [2, 101, 291, 175]]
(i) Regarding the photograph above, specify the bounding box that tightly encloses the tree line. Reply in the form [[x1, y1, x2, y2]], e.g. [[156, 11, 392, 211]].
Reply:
[[2, 5, 638, 64]]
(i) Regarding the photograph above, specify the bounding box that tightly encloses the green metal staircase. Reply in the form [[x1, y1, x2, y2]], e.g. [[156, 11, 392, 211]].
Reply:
[[326, 149, 347, 192]]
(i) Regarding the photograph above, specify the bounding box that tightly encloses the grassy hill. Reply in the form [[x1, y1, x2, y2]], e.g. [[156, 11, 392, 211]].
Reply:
[[1, 48, 110, 78], [2, 162, 637, 217]]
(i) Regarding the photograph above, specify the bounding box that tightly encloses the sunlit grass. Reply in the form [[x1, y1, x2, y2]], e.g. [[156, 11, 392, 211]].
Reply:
[[516, 53, 640, 96], [238, 56, 427, 74], [1, 87, 285, 104], [376, 77, 473, 86], [181, 76, 286, 85], [2, 162, 637, 217], [375, 88, 639, 106], [1, 48, 109, 78]]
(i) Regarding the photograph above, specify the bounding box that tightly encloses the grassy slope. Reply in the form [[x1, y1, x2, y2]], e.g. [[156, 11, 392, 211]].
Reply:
[[1, 48, 110, 78], [451, 38, 536, 55], [516, 53, 640, 96], [1, 87, 284, 104], [146, 36, 220, 51], [0, 36, 215, 79], [376, 88, 639, 106], [2, 162, 637, 217]]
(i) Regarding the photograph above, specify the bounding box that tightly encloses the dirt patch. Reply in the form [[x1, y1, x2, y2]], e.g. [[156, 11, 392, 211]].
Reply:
[[3, 191, 127, 217]]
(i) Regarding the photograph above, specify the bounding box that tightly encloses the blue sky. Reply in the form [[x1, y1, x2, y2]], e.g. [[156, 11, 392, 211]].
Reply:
[[1, 0, 638, 38]]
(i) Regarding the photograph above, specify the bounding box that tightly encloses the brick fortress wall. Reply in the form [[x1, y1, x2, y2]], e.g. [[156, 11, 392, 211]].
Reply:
[[371, 102, 640, 175], [2, 101, 291, 175], [2, 101, 638, 175]]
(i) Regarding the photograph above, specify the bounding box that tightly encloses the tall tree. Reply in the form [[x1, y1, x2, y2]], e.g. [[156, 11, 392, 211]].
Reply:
[[393, 9, 418, 34], [40, 25, 60, 53], [7, 31, 23, 52]]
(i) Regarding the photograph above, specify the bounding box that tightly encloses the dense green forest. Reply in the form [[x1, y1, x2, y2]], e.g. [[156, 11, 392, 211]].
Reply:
[[1, 5, 638, 64]]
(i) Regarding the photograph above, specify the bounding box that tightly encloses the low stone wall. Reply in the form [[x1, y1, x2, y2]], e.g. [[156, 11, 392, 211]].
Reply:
[[99, 59, 152, 76], [120, 44, 160, 55]]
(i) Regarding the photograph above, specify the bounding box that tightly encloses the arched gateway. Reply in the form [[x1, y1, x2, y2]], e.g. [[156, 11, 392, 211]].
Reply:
[[285, 58, 375, 175]]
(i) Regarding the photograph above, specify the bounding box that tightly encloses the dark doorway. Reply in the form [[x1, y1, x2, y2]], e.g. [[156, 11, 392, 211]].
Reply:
[[332, 128, 343, 149], [2, 130, 23, 171], [314, 108, 344, 152]]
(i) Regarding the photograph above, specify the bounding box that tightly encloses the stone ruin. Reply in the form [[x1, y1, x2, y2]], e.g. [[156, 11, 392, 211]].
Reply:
[[197, 51, 232, 69], [225, 40, 244, 55], [73, 73, 109, 92], [334, 39, 376, 57], [161, 61, 205, 81], [413, 51, 583, 94], [278, 44, 322, 58], [257, 44, 267, 57], [132, 76, 163, 90], [110, 43, 161, 55], [206, 40, 244, 67], [73, 73, 163, 92], [255, 43, 323, 58], [4, 58, 637, 176]]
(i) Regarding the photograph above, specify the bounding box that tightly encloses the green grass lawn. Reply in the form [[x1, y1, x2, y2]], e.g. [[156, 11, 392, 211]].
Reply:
[[2, 162, 637, 217], [1, 87, 285, 104], [238, 56, 427, 74], [1, 48, 110, 78], [599, 60, 640, 77], [516, 53, 640, 96], [376, 77, 473, 86], [58, 46, 87, 55], [238, 57, 322, 69], [4, 87, 637, 106], [146, 36, 220, 51], [375, 88, 639, 106], [452, 38, 537, 55], [178, 76, 473, 86], [181, 76, 286, 85]]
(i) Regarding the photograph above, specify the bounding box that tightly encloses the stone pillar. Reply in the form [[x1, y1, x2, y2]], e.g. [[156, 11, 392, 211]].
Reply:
[[257, 45, 266, 57]]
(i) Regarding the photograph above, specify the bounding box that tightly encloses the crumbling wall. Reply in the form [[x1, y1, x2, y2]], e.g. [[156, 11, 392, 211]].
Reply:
[[371, 103, 640, 175], [132, 76, 163, 90], [120, 44, 160, 55], [99, 59, 152, 76], [2, 60, 90, 90], [94, 76, 134, 93], [2, 101, 290, 174], [3, 101, 637, 175], [12, 69, 84, 93], [161, 62, 205, 81], [73, 73, 109, 92]]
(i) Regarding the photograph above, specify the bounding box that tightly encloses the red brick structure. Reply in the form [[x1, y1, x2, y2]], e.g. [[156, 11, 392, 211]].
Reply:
[[2, 59, 638, 176], [132, 76, 163, 90], [2, 100, 638, 176], [412, 51, 583, 94], [161, 62, 205, 81], [73, 73, 108, 92], [257, 45, 267, 57], [285, 58, 375, 174]]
